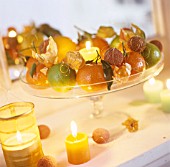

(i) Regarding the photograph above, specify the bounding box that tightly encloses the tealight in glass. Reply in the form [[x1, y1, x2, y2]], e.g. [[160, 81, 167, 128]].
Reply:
[[0, 102, 43, 167]]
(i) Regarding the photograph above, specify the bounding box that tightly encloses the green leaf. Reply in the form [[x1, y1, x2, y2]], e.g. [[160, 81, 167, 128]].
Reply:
[[131, 23, 145, 39], [122, 42, 127, 57], [85, 60, 94, 64], [30, 63, 36, 78], [97, 26, 116, 38], [31, 41, 37, 53], [101, 60, 114, 90]]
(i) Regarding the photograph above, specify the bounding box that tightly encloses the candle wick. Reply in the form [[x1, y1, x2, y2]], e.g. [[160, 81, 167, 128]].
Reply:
[[72, 134, 78, 141]]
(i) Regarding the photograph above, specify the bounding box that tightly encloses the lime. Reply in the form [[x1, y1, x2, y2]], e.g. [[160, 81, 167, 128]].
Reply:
[[142, 43, 161, 68], [47, 63, 76, 92]]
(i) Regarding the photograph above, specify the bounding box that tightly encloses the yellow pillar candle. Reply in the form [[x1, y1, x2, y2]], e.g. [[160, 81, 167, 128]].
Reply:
[[143, 77, 163, 103], [160, 79, 170, 112], [0, 102, 43, 167], [79, 41, 100, 61], [65, 121, 90, 165]]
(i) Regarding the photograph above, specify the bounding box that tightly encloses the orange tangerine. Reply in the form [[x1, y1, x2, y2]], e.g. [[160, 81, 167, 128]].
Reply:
[[125, 52, 146, 75], [26, 57, 39, 69], [93, 37, 110, 59], [76, 64, 107, 92], [26, 63, 48, 87]]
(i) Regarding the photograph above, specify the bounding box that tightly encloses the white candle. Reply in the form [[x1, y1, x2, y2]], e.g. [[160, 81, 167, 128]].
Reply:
[[79, 41, 100, 61], [143, 78, 163, 103], [160, 79, 170, 112]]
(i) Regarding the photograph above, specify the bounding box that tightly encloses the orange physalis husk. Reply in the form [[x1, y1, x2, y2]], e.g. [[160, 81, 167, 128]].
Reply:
[[32, 36, 58, 67], [122, 117, 139, 132]]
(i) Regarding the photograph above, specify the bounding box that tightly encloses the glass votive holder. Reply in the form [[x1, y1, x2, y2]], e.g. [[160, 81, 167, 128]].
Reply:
[[0, 102, 44, 167]]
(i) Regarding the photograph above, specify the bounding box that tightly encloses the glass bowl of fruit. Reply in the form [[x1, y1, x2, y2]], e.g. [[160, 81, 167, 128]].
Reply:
[[19, 24, 164, 117]]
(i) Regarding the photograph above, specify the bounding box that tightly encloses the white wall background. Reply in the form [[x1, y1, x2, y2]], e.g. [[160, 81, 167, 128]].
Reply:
[[0, 0, 153, 39]]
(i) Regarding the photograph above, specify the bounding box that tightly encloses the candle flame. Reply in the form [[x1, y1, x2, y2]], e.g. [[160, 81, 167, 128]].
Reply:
[[16, 131, 23, 143], [148, 78, 155, 85], [86, 41, 91, 50], [8, 30, 17, 38], [71, 121, 77, 138], [166, 79, 170, 90]]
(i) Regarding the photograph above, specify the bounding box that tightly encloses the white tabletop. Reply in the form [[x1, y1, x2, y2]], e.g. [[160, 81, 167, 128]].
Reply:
[[0, 69, 170, 167]]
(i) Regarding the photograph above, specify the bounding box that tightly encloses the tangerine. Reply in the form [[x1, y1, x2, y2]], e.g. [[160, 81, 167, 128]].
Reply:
[[26, 57, 39, 69], [53, 36, 77, 62], [76, 64, 107, 92], [26, 63, 48, 87], [125, 52, 146, 75]]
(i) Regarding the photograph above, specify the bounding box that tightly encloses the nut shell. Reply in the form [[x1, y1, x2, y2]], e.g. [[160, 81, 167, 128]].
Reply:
[[37, 155, 58, 167], [128, 36, 146, 53], [150, 40, 163, 52], [92, 128, 110, 144], [104, 48, 124, 66], [38, 125, 50, 139]]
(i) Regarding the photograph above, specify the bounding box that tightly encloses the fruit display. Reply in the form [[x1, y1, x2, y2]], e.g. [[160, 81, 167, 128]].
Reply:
[[12, 23, 163, 94]]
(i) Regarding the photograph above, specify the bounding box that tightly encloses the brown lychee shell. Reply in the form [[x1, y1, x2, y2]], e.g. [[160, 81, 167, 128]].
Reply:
[[92, 128, 110, 144], [38, 125, 50, 139], [128, 36, 146, 53], [37, 155, 58, 167], [104, 48, 124, 66]]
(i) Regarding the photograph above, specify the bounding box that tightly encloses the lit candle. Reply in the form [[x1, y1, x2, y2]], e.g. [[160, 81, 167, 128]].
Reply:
[[7, 27, 18, 49], [2, 131, 43, 167], [79, 41, 100, 61], [65, 121, 90, 165], [0, 102, 44, 167], [143, 77, 163, 103], [8, 29, 17, 38], [160, 79, 170, 112]]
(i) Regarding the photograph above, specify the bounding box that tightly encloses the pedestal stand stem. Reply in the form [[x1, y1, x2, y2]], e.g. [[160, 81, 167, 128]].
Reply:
[[89, 95, 104, 118]]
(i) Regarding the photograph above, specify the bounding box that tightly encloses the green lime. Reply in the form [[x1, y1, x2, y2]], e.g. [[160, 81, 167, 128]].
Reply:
[[47, 63, 76, 92], [142, 43, 161, 68]]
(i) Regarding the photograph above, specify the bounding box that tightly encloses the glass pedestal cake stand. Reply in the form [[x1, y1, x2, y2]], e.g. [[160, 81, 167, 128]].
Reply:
[[19, 56, 164, 131]]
